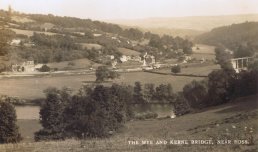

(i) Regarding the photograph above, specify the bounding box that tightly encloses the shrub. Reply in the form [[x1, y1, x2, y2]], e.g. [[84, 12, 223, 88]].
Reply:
[[95, 66, 120, 82], [183, 80, 208, 109], [171, 65, 181, 74], [39, 64, 50, 72], [0, 100, 22, 143], [134, 112, 158, 120], [173, 92, 191, 116]]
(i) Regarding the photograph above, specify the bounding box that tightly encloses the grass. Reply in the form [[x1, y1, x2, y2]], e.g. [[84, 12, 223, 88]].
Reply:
[[0, 71, 203, 100], [156, 63, 220, 76], [192, 44, 216, 60], [10, 28, 58, 37], [2, 94, 257, 151], [193, 44, 215, 54], [118, 48, 141, 56], [47, 58, 101, 70], [114, 72, 203, 91], [11, 16, 35, 23], [80, 43, 103, 50], [17, 120, 41, 142]]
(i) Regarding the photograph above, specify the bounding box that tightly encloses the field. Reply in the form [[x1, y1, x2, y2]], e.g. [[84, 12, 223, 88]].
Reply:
[[0, 72, 203, 100], [10, 28, 58, 37], [3, 94, 258, 151], [192, 44, 216, 60], [118, 48, 141, 56], [157, 63, 220, 76], [80, 43, 103, 50], [47, 58, 101, 70], [11, 16, 35, 23]]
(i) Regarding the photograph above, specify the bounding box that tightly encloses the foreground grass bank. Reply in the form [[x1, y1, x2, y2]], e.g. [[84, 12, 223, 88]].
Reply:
[[1, 94, 257, 152]]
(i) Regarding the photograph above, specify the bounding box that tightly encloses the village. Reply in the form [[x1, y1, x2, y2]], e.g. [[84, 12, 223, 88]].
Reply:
[[0, 2, 258, 152]]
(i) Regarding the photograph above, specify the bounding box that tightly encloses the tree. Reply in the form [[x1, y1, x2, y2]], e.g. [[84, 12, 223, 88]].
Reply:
[[183, 80, 208, 109], [215, 46, 233, 71], [143, 83, 155, 102], [173, 92, 191, 116], [207, 70, 234, 106], [154, 84, 174, 102], [248, 60, 258, 71], [0, 99, 22, 143], [64, 84, 133, 138], [0, 63, 6, 73], [0, 20, 14, 56], [234, 44, 255, 58], [95, 66, 119, 82], [35, 87, 71, 141], [39, 64, 50, 72], [171, 65, 181, 74], [133, 81, 145, 103]]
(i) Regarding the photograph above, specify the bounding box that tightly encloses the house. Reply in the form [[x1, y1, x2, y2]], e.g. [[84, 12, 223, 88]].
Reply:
[[111, 60, 117, 69], [12, 61, 35, 72], [131, 56, 142, 62], [120, 55, 129, 62], [10, 39, 21, 46]]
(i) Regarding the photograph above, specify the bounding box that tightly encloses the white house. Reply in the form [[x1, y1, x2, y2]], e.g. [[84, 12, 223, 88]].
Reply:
[[10, 39, 21, 46], [12, 61, 35, 72]]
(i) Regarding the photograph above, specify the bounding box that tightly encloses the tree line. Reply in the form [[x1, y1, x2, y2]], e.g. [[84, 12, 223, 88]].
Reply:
[[196, 22, 258, 58]]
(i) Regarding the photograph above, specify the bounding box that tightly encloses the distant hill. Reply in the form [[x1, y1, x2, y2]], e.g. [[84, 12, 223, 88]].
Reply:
[[141, 27, 204, 39], [195, 22, 258, 57], [107, 14, 258, 37], [0, 9, 193, 65]]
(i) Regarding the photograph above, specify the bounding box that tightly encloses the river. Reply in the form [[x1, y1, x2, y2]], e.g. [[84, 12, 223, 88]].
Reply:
[[15, 103, 175, 120]]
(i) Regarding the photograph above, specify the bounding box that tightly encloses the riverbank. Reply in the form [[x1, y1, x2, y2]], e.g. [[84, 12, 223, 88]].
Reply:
[[9, 94, 257, 151]]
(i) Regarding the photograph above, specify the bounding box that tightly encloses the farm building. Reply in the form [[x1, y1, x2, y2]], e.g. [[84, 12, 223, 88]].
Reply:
[[10, 39, 21, 46], [12, 61, 35, 72]]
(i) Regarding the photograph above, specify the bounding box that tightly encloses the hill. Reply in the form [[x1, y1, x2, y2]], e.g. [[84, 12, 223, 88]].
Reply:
[[2, 94, 257, 151], [107, 14, 258, 37], [195, 22, 258, 57], [0, 9, 193, 66]]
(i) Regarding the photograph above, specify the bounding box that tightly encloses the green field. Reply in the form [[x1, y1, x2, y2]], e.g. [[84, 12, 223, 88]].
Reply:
[[157, 63, 220, 76], [47, 58, 101, 70], [3, 95, 257, 151], [192, 44, 216, 60], [0, 72, 203, 100], [80, 43, 103, 50], [118, 47, 141, 56], [10, 28, 58, 37]]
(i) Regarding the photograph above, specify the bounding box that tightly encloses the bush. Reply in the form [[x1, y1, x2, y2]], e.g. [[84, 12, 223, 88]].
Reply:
[[171, 65, 181, 74], [183, 80, 208, 109], [173, 92, 191, 116], [134, 112, 158, 120], [0, 95, 26, 105], [39, 64, 50, 72], [0, 100, 22, 143], [95, 66, 120, 82]]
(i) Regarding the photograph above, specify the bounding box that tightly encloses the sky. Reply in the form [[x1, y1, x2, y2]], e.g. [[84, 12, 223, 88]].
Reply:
[[0, 0, 258, 20]]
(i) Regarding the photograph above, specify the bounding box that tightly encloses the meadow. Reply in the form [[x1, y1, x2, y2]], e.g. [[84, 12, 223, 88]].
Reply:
[[0, 71, 203, 100], [47, 58, 101, 70], [10, 28, 58, 37], [192, 44, 216, 60], [156, 63, 220, 76]]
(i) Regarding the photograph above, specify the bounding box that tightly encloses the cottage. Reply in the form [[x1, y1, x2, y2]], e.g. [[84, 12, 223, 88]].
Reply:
[[10, 39, 21, 46], [12, 61, 35, 72]]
